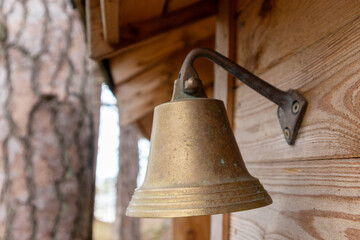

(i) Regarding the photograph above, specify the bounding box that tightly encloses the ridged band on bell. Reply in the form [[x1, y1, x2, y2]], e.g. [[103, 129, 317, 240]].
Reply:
[[126, 98, 272, 218]]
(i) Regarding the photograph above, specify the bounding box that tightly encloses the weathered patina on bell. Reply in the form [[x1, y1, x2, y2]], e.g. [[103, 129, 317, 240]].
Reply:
[[126, 80, 272, 218], [126, 46, 309, 218]]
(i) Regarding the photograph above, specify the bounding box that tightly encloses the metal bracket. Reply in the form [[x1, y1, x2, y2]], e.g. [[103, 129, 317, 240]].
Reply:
[[177, 48, 308, 145], [276, 89, 307, 145]]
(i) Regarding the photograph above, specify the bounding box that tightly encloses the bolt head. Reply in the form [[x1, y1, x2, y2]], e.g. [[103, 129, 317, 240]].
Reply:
[[184, 77, 200, 94], [284, 127, 291, 140], [292, 101, 300, 114]]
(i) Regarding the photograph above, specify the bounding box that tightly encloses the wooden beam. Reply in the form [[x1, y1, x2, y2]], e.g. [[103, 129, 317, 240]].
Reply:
[[166, 0, 201, 12], [86, 0, 217, 60], [118, 0, 217, 45], [211, 0, 237, 239], [173, 216, 210, 240], [135, 112, 153, 140], [113, 38, 214, 126], [100, 0, 120, 44], [109, 17, 216, 86]]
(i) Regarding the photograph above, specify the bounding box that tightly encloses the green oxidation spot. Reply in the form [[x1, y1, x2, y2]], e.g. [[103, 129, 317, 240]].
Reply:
[[234, 163, 238, 168], [216, 156, 228, 167]]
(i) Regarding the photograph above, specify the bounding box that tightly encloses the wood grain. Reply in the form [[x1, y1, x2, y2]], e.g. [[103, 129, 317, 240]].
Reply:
[[227, 1, 360, 239], [86, 0, 165, 60], [114, 62, 173, 125], [118, 0, 165, 26], [109, 16, 216, 86], [230, 158, 360, 240], [119, 0, 217, 45], [235, 0, 360, 73], [86, 0, 215, 60], [135, 112, 153, 140], [212, 0, 237, 239], [234, 12, 360, 163], [173, 216, 210, 240], [100, 0, 119, 44], [114, 42, 215, 125], [112, 33, 214, 126], [166, 0, 201, 12]]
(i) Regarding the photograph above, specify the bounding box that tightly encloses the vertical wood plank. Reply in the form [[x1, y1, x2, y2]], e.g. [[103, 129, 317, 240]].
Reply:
[[100, 0, 120, 44], [212, 0, 237, 239], [173, 216, 211, 240]]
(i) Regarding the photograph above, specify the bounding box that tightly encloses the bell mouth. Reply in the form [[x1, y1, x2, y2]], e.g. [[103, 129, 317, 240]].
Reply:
[[126, 179, 272, 218]]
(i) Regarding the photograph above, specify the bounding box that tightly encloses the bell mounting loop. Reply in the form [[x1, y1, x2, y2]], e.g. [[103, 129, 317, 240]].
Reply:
[[178, 48, 308, 145]]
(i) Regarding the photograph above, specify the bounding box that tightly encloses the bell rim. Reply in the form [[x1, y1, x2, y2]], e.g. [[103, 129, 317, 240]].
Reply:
[[126, 179, 272, 218], [126, 193, 272, 218]]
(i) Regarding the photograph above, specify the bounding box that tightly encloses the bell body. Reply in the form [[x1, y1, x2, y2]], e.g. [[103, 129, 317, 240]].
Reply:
[[126, 98, 272, 218]]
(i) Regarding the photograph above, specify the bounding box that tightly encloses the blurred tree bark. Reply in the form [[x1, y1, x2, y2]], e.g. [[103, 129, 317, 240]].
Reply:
[[0, 0, 101, 239], [113, 124, 140, 240]]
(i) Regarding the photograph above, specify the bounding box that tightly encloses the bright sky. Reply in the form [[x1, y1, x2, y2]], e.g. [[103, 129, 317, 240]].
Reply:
[[94, 84, 150, 223], [96, 84, 120, 180]]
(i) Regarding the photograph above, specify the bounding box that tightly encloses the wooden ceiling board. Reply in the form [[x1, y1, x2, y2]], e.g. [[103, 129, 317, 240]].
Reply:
[[86, 0, 217, 60], [100, 0, 120, 43], [119, 0, 166, 26], [109, 16, 216, 85], [114, 38, 215, 126], [166, 0, 201, 12]]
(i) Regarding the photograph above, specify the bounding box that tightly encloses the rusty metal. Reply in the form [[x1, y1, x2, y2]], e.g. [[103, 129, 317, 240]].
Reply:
[[126, 98, 272, 218], [178, 48, 308, 145], [171, 79, 207, 101]]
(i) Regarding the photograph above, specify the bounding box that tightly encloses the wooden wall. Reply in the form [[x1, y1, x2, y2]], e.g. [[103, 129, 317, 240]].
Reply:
[[229, 0, 360, 239]]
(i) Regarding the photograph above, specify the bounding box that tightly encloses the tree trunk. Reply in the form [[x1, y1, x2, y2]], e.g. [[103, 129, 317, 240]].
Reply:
[[0, 0, 101, 239], [113, 124, 140, 240]]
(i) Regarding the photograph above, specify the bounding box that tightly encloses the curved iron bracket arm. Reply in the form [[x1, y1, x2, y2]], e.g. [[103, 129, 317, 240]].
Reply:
[[175, 47, 308, 145]]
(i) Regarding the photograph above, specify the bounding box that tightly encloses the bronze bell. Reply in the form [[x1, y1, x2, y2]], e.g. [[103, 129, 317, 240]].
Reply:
[[126, 81, 272, 218], [126, 48, 308, 218]]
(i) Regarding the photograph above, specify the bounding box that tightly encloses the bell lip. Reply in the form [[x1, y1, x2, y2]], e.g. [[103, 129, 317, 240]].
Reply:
[[126, 194, 272, 218], [131, 97, 271, 218], [126, 180, 272, 218], [155, 98, 225, 111]]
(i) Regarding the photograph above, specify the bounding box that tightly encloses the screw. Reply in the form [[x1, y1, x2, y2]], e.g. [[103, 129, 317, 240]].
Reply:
[[292, 101, 300, 114], [184, 77, 200, 94], [284, 127, 291, 140]]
